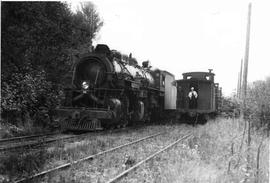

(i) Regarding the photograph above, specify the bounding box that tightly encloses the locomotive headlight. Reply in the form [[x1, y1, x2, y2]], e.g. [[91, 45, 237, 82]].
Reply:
[[82, 81, 89, 90]]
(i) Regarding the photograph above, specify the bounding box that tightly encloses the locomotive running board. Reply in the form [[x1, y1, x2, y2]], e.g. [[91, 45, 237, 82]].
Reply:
[[56, 108, 113, 119]]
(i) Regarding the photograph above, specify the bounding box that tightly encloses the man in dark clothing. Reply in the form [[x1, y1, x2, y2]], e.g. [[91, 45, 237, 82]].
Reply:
[[188, 87, 198, 109]]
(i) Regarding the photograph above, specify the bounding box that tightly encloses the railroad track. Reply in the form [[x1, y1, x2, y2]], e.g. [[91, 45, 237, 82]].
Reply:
[[0, 125, 143, 152], [0, 132, 58, 143], [107, 132, 193, 183], [0, 133, 81, 152], [14, 131, 167, 183]]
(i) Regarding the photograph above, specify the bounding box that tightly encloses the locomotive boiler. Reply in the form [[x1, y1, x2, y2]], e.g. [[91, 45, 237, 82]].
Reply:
[[176, 69, 222, 123], [57, 44, 177, 131]]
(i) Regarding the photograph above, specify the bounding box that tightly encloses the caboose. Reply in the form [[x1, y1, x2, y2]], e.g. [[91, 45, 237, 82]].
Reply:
[[56, 44, 177, 131], [176, 69, 222, 122]]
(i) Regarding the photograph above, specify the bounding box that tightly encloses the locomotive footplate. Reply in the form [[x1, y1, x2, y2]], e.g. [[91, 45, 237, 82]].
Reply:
[[56, 108, 113, 131]]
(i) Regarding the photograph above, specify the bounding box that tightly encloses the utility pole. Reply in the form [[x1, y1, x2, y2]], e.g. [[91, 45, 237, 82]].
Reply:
[[242, 3, 252, 181], [242, 3, 252, 107], [237, 59, 243, 98]]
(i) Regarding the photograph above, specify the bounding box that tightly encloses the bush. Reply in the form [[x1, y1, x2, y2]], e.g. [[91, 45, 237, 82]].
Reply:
[[1, 1, 103, 131], [246, 77, 270, 129], [1, 68, 63, 127], [0, 149, 48, 181], [221, 97, 241, 118]]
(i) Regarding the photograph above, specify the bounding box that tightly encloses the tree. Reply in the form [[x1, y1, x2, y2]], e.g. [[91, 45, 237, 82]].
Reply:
[[1, 1, 103, 125], [70, 2, 103, 55], [246, 77, 270, 128]]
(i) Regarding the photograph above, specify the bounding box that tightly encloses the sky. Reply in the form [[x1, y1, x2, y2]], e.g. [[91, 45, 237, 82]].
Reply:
[[71, 0, 270, 96]]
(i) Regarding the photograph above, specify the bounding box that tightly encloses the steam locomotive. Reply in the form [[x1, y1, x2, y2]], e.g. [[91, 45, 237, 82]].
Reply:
[[56, 44, 177, 131]]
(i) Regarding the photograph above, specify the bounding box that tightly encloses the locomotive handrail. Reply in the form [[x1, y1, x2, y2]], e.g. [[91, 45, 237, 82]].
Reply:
[[118, 60, 133, 78], [147, 86, 165, 91], [63, 88, 125, 92], [56, 107, 110, 111]]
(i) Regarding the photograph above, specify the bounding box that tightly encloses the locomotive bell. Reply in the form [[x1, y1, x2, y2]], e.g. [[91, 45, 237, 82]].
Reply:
[[142, 61, 151, 68]]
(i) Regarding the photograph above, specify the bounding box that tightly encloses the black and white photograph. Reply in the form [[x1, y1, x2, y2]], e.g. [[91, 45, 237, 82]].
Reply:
[[0, 0, 269, 182]]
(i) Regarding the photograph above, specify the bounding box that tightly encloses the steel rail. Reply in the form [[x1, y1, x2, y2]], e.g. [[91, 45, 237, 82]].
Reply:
[[14, 131, 166, 183], [0, 134, 80, 152], [107, 132, 193, 183], [0, 125, 144, 152], [0, 133, 58, 143]]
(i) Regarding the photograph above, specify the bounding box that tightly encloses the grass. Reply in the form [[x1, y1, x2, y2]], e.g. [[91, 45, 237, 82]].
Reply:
[[0, 124, 179, 182], [0, 118, 268, 183], [0, 120, 55, 139], [45, 124, 192, 183], [45, 125, 189, 182], [0, 148, 48, 182], [120, 117, 269, 183]]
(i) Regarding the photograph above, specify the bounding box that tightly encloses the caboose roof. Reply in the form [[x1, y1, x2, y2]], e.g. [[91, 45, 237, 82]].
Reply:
[[183, 71, 215, 76], [181, 71, 215, 82], [183, 71, 214, 78]]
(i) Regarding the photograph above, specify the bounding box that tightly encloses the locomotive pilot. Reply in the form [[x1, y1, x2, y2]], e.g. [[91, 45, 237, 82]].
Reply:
[[188, 87, 198, 109]]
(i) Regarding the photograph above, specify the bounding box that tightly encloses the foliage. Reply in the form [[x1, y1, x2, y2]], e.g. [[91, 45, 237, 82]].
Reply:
[[0, 148, 47, 181], [72, 2, 104, 52], [246, 77, 270, 111], [221, 77, 270, 129], [2, 2, 71, 81], [1, 67, 63, 124], [1, 1, 103, 82], [246, 77, 270, 128], [221, 97, 241, 118], [1, 1, 103, 126]]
